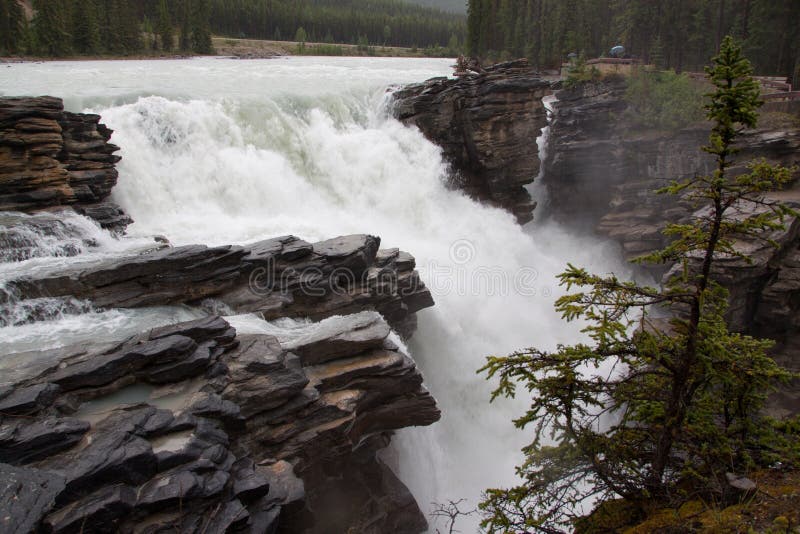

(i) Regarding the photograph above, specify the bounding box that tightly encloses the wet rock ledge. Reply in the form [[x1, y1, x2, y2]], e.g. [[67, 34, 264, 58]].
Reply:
[[0, 96, 130, 232], [0, 312, 439, 533], [392, 59, 553, 224], [0, 96, 440, 533]]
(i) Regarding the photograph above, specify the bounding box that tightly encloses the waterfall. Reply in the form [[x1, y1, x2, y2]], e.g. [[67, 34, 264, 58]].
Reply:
[[0, 58, 630, 531]]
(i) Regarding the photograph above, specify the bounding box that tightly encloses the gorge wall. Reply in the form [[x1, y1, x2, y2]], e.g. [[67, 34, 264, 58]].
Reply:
[[395, 71, 800, 416], [0, 98, 439, 533], [392, 59, 552, 224], [542, 79, 800, 415]]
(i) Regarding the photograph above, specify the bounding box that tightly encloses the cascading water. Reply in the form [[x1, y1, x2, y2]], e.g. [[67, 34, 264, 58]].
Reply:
[[0, 57, 630, 531]]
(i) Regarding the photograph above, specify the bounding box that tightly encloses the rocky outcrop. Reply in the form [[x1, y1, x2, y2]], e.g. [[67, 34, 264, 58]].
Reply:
[[0, 313, 439, 533], [544, 79, 800, 258], [392, 59, 552, 224], [0, 96, 130, 232], [3, 233, 434, 337]]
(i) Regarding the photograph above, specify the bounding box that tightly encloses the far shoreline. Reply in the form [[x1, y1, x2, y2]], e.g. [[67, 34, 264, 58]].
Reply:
[[1, 37, 457, 64]]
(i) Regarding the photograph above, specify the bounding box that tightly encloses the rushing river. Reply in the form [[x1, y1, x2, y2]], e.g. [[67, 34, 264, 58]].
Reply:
[[0, 56, 629, 531]]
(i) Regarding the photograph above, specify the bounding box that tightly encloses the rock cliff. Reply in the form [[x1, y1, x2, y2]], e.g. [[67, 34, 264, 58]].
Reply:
[[542, 79, 800, 414], [0, 96, 130, 232], [392, 59, 552, 224], [0, 97, 440, 533]]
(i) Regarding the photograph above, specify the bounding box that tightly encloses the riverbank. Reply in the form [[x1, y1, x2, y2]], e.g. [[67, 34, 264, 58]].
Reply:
[[0, 37, 455, 63]]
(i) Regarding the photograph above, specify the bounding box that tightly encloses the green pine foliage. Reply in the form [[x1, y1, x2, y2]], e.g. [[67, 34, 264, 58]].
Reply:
[[32, 0, 70, 56], [179, 0, 191, 52], [624, 69, 706, 130], [0, 0, 26, 55], [466, 0, 800, 83], [190, 0, 213, 54], [5, 0, 465, 58], [72, 0, 101, 54], [479, 36, 800, 533], [207, 0, 466, 50]]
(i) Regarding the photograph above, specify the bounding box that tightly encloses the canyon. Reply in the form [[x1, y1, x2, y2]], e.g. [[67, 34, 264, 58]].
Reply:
[[394, 68, 800, 415], [2, 57, 799, 534]]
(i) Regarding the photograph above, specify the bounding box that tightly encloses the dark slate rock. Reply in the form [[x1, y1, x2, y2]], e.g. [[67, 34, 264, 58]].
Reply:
[[148, 315, 234, 345], [0, 382, 60, 415], [42, 484, 136, 534], [139, 341, 216, 384], [135, 470, 203, 512], [187, 392, 242, 425], [46, 335, 197, 391], [0, 417, 89, 465], [51, 431, 157, 505], [0, 463, 65, 533], [222, 335, 309, 418], [231, 458, 271, 503], [284, 311, 390, 366]]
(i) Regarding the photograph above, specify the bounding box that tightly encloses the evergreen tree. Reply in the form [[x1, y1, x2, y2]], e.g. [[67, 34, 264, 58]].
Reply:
[[0, 0, 25, 54], [464, 0, 799, 80], [32, 0, 70, 56], [190, 0, 213, 54], [116, 0, 142, 54], [157, 0, 173, 51], [179, 0, 191, 51], [72, 0, 101, 54], [479, 36, 799, 532]]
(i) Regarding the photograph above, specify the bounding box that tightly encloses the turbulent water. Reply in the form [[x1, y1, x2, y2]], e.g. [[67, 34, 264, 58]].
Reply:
[[0, 57, 630, 531]]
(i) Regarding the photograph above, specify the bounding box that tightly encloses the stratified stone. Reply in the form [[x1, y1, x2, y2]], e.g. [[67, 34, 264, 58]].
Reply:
[[284, 311, 391, 366], [0, 96, 128, 231], [0, 463, 65, 533], [394, 59, 552, 223], [42, 484, 136, 534], [0, 418, 89, 465]]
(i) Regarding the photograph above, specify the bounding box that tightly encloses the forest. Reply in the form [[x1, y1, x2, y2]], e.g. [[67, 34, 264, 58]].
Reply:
[[0, 0, 466, 57], [467, 0, 800, 82]]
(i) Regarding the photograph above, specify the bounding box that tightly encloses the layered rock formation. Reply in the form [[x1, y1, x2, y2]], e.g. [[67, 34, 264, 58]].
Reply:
[[392, 59, 552, 224], [0, 96, 130, 232], [0, 227, 438, 531], [4, 233, 433, 337], [0, 98, 441, 532], [544, 79, 800, 258], [0, 312, 439, 533]]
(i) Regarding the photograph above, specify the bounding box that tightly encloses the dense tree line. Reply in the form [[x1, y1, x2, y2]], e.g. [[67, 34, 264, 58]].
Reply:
[[0, 0, 212, 56], [207, 0, 465, 50], [0, 0, 466, 57], [467, 0, 800, 83]]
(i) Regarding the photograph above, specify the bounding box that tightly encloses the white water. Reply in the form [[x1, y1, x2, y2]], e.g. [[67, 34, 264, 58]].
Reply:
[[0, 57, 630, 531]]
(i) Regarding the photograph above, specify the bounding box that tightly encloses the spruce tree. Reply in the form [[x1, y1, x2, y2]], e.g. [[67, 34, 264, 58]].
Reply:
[[72, 0, 100, 54], [479, 36, 799, 532], [32, 0, 70, 56], [0, 0, 25, 54], [179, 0, 191, 52], [190, 0, 213, 54], [0, 0, 9, 54], [116, 0, 142, 54], [156, 0, 173, 51]]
